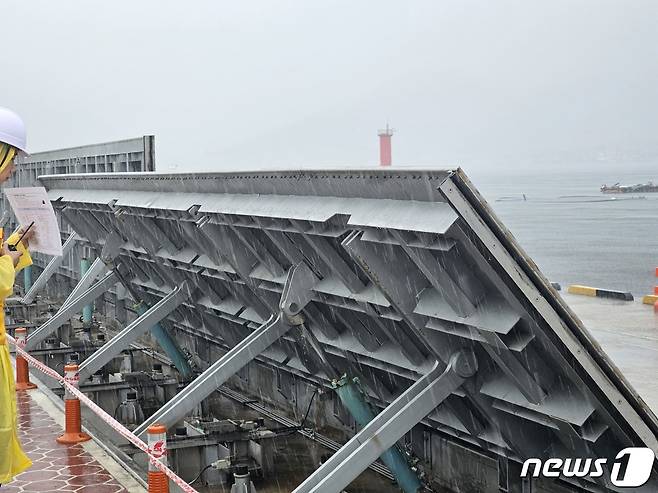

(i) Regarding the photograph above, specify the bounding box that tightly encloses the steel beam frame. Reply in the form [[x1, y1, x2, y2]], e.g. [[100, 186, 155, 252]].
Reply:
[[229, 224, 286, 277], [293, 351, 477, 493], [60, 230, 125, 310], [343, 230, 521, 441], [77, 281, 195, 381], [197, 218, 277, 317], [298, 231, 365, 293], [60, 257, 108, 310], [476, 330, 546, 404], [60, 208, 105, 243], [135, 313, 289, 440], [342, 231, 434, 362], [389, 229, 475, 317], [133, 262, 319, 440], [22, 233, 77, 304], [25, 270, 119, 350], [33, 168, 658, 493]]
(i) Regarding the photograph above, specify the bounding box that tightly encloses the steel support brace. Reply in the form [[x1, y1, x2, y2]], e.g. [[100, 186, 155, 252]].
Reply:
[[134, 262, 319, 440], [292, 351, 478, 493], [334, 376, 421, 493], [61, 231, 123, 312], [61, 257, 109, 310], [23, 265, 32, 293], [134, 302, 193, 379], [135, 312, 289, 440], [25, 270, 119, 350], [77, 282, 195, 382], [22, 233, 77, 304], [80, 258, 93, 327]]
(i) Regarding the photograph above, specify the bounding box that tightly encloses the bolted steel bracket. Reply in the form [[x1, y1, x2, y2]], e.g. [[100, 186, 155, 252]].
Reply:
[[280, 262, 319, 324]]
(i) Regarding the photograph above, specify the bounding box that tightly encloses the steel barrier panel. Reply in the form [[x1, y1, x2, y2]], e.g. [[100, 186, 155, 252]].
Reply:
[[36, 168, 658, 492]]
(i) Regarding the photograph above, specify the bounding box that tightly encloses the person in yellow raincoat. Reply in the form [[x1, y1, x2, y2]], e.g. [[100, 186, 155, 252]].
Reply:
[[0, 106, 35, 485]]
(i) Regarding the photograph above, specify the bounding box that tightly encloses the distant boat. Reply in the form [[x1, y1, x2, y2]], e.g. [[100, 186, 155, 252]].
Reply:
[[600, 181, 658, 193]]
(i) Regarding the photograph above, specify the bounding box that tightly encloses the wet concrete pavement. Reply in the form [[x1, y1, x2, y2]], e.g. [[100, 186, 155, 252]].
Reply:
[[562, 292, 658, 414], [2, 389, 142, 492]]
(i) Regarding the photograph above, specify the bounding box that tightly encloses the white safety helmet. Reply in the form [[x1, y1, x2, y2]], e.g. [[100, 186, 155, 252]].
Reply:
[[0, 107, 27, 155]]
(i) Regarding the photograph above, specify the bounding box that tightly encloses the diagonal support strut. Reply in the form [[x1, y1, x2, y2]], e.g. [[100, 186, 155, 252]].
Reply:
[[22, 233, 77, 304], [60, 257, 109, 310], [293, 350, 478, 493], [77, 281, 196, 382], [59, 229, 125, 311], [25, 270, 119, 350], [134, 261, 319, 440]]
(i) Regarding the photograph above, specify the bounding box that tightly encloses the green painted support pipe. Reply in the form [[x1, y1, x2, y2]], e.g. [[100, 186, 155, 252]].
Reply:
[[134, 302, 193, 378], [23, 265, 32, 293], [80, 258, 93, 328], [333, 375, 422, 493]]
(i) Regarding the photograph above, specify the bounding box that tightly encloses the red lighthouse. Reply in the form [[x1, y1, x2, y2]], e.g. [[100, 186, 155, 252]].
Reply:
[[378, 124, 394, 167]]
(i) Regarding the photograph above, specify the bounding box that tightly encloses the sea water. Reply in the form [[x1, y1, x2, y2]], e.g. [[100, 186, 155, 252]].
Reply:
[[469, 167, 658, 297]]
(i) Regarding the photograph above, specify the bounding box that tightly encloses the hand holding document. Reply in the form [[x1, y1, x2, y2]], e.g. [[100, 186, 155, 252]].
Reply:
[[3, 187, 63, 256], [8, 222, 35, 251]]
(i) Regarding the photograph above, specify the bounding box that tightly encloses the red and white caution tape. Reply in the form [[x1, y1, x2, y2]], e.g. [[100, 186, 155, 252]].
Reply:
[[8, 334, 200, 493]]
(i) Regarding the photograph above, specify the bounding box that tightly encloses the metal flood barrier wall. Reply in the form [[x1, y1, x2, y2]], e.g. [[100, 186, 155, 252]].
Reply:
[[13, 136, 155, 180], [21, 168, 658, 492]]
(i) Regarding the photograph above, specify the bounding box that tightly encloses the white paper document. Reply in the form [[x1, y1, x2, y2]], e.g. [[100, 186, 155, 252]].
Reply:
[[4, 187, 63, 256]]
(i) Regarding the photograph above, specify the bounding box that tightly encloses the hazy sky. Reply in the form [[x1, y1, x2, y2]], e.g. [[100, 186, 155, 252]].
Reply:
[[3, 1, 658, 173]]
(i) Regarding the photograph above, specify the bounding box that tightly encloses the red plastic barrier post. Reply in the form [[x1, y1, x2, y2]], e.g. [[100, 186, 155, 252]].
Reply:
[[14, 328, 36, 391], [56, 363, 91, 444], [148, 424, 169, 493]]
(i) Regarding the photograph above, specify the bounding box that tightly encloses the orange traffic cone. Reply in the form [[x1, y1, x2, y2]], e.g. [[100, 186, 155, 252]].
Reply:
[[14, 328, 36, 391], [147, 424, 169, 493], [56, 363, 91, 444]]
